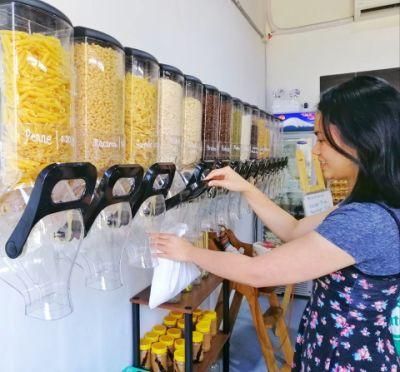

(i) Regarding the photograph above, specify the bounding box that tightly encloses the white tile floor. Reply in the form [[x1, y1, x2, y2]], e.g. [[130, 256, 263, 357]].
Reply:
[[229, 295, 309, 372]]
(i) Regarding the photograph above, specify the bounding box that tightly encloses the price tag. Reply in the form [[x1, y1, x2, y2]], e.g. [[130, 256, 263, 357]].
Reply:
[[302, 190, 333, 216]]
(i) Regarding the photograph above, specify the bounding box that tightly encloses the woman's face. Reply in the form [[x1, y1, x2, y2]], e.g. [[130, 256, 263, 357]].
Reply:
[[312, 114, 359, 183]]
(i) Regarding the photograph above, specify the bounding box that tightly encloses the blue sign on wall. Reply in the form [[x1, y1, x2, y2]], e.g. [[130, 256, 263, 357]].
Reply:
[[274, 112, 316, 132]]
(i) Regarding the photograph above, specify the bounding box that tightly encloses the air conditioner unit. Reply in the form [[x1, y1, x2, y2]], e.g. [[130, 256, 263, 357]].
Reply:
[[354, 0, 400, 20]]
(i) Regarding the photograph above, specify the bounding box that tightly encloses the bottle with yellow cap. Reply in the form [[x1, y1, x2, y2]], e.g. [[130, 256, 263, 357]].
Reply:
[[167, 327, 182, 340], [145, 331, 159, 344], [177, 318, 185, 331], [202, 310, 217, 336], [174, 338, 185, 351], [159, 334, 174, 370], [196, 320, 211, 352], [192, 331, 204, 362], [164, 315, 177, 329], [173, 348, 185, 372], [151, 342, 168, 372], [139, 338, 152, 369], [169, 311, 183, 320], [153, 324, 167, 337]]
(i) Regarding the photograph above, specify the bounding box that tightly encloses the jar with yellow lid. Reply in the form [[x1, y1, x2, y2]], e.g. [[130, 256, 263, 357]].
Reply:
[[192, 331, 204, 362], [169, 311, 183, 320], [202, 310, 217, 336], [144, 331, 159, 344], [164, 315, 177, 329], [196, 320, 211, 352], [152, 324, 167, 337], [151, 342, 168, 372], [177, 318, 185, 331], [139, 338, 152, 369], [159, 334, 174, 370], [167, 327, 182, 340], [174, 348, 185, 372], [174, 338, 185, 351]]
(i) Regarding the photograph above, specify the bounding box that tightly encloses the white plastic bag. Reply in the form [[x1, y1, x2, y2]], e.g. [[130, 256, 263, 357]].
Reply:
[[149, 222, 200, 309]]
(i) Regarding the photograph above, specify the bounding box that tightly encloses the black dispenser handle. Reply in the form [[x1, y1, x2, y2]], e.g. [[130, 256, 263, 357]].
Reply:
[[130, 163, 175, 218], [5, 163, 97, 259], [84, 164, 144, 234]]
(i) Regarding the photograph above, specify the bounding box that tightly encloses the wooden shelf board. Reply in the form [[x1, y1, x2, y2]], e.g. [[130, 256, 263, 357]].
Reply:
[[130, 274, 223, 314], [194, 332, 230, 372]]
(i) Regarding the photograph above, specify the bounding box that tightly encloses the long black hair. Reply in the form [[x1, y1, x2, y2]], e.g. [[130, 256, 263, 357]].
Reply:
[[318, 75, 400, 208]]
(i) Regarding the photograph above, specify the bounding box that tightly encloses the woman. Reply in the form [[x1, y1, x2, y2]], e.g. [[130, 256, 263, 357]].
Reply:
[[151, 76, 400, 370]]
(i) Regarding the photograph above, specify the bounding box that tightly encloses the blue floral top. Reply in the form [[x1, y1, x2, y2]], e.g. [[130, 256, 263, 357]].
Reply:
[[292, 203, 400, 371]]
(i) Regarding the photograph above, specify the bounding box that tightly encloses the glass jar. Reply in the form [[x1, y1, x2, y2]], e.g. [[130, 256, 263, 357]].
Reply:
[[73, 26, 125, 173], [158, 64, 184, 165], [0, 0, 74, 194], [231, 98, 243, 161], [250, 106, 259, 160], [240, 103, 252, 161], [201, 310, 217, 336], [182, 75, 203, 167], [151, 342, 168, 372], [202, 84, 220, 161], [261, 110, 271, 158], [159, 334, 175, 370], [174, 348, 185, 372], [257, 110, 268, 159], [153, 324, 167, 337], [164, 316, 177, 329], [218, 92, 232, 161], [196, 320, 211, 352], [144, 331, 159, 344], [167, 327, 182, 340], [124, 47, 159, 168], [139, 337, 152, 370], [192, 331, 205, 362]]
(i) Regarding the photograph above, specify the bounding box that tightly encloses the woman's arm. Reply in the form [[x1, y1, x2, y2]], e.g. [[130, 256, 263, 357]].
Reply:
[[206, 167, 335, 242], [151, 232, 355, 288]]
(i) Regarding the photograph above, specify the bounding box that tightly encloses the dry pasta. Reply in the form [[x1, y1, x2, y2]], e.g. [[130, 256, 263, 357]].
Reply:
[[125, 73, 158, 168], [0, 30, 73, 192], [74, 42, 124, 173]]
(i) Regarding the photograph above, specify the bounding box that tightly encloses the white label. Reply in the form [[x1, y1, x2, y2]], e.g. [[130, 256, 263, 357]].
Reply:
[[25, 129, 52, 145], [93, 138, 119, 149], [137, 142, 154, 149], [60, 135, 74, 145], [303, 190, 333, 216]]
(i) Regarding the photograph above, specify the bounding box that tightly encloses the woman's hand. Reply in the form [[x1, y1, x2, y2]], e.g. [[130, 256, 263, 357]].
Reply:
[[150, 233, 196, 262], [204, 166, 252, 193]]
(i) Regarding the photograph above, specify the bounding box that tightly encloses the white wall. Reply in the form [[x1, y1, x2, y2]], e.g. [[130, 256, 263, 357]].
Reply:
[[0, 1, 265, 372], [266, 14, 400, 111]]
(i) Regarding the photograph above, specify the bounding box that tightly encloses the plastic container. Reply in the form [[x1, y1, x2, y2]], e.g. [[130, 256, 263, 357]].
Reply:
[[202, 84, 220, 161], [0, 0, 74, 194], [202, 310, 217, 336], [257, 110, 268, 159], [174, 338, 185, 351], [182, 75, 203, 167], [174, 348, 185, 372], [218, 92, 232, 160], [73, 26, 125, 173], [125, 47, 159, 168], [193, 331, 205, 362], [240, 103, 252, 161], [261, 110, 271, 158], [177, 318, 185, 331], [153, 324, 167, 337], [151, 342, 168, 372], [158, 64, 184, 165], [145, 331, 159, 344], [196, 320, 211, 352], [250, 106, 259, 160], [169, 311, 184, 320], [167, 327, 182, 340], [164, 315, 177, 329], [159, 334, 175, 370], [231, 98, 243, 161], [140, 338, 152, 370]]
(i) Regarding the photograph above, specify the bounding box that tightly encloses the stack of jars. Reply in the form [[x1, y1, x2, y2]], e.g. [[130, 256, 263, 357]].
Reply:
[[139, 309, 218, 371]]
